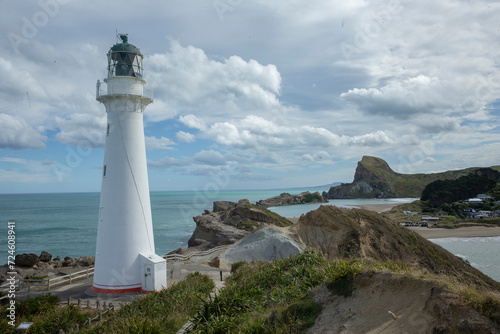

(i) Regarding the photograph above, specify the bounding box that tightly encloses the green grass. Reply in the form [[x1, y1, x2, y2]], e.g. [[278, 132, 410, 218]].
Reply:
[[82, 272, 214, 333], [2, 250, 499, 332]]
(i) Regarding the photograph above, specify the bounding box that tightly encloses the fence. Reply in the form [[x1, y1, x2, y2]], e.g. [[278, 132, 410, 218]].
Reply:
[[58, 299, 115, 333], [0, 267, 94, 298], [163, 245, 227, 262]]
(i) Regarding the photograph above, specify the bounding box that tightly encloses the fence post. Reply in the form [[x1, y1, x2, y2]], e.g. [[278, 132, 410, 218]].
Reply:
[[87, 317, 91, 326], [78, 298, 81, 307], [67, 297, 70, 306], [70, 273, 73, 284], [47, 279, 51, 291], [74, 324, 79, 331], [98, 312, 102, 321], [87, 299, 90, 308], [86, 268, 89, 279]]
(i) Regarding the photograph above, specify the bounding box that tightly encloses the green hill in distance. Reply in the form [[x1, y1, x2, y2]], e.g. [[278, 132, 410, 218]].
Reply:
[[324, 156, 500, 199]]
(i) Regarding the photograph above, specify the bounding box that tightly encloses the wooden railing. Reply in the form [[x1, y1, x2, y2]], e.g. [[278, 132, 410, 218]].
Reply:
[[0, 267, 94, 296], [163, 246, 227, 262]]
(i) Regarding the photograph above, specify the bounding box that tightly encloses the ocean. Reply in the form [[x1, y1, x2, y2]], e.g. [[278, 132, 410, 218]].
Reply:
[[0, 191, 498, 282]]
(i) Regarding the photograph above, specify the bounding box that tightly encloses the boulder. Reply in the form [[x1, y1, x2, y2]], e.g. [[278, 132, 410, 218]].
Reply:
[[221, 226, 305, 266], [75, 256, 94, 267], [39, 251, 52, 262], [15, 253, 39, 267]]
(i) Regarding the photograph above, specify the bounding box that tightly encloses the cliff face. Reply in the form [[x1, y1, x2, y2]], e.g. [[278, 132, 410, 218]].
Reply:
[[324, 155, 500, 199]]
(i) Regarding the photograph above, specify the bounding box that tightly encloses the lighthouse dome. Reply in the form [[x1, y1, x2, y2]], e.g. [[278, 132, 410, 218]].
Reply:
[[107, 34, 144, 78]]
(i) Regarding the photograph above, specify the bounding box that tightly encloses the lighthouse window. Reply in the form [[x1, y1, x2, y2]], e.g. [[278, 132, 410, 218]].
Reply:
[[103, 165, 107, 177], [106, 123, 110, 136]]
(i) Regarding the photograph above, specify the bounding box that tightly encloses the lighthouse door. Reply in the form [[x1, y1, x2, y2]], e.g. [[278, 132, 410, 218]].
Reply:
[[144, 265, 153, 291]]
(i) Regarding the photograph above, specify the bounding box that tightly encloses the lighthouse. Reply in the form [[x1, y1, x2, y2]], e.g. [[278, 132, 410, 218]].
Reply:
[[92, 35, 167, 293]]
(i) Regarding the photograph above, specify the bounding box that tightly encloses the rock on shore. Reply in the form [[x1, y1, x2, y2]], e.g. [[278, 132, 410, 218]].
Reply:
[[1, 252, 95, 284], [256, 191, 327, 208]]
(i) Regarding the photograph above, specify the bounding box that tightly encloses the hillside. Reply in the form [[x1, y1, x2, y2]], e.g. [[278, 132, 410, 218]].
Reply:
[[324, 155, 500, 199]]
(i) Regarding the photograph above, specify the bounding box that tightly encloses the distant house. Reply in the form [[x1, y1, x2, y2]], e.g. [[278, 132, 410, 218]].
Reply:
[[421, 216, 439, 222], [435, 209, 449, 216], [477, 194, 493, 201], [467, 198, 482, 203], [477, 210, 493, 218], [463, 208, 477, 218]]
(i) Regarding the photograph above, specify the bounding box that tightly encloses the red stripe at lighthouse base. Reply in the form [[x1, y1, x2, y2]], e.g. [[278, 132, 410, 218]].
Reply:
[[91, 282, 142, 294]]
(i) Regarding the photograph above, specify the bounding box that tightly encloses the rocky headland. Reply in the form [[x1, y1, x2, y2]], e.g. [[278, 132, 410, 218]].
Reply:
[[324, 155, 500, 199], [256, 191, 327, 208]]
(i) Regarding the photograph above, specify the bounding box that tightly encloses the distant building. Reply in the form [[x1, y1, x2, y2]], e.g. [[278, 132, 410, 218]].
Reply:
[[467, 198, 482, 203], [463, 208, 477, 218], [477, 210, 493, 218], [477, 194, 493, 201], [435, 209, 449, 216]]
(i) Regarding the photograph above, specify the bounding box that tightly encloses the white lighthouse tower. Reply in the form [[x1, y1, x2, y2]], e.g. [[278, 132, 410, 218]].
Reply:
[[92, 35, 166, 294]]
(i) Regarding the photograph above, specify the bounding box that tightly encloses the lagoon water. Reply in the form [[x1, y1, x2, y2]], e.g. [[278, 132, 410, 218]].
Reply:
[[0, 191, 498, 282]]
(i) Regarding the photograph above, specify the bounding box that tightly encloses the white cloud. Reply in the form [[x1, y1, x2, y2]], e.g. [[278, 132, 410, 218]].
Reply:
[[146, 40, 282, 120], [176, 131, 195, 143], [148, 156, 188, 169], [340, 75, 459, 120], [193, 150, 227, 166], [179, 114, 207, 131], [0, 114, 46, 149], [145, 136, 175, 151], [55, 113, 106, 148]]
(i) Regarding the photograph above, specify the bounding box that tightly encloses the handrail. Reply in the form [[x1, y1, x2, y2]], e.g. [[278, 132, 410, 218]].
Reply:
[[164, 245, 227, 262], [96, 81, 154, 100], [0, 267, 95, 293]]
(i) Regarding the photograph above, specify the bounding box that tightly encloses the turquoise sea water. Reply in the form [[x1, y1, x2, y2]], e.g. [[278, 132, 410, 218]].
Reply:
[[0, 191, 498, 282]]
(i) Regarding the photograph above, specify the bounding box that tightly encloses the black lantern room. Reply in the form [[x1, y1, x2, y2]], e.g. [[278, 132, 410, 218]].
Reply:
[[107, 34, 143, 78]]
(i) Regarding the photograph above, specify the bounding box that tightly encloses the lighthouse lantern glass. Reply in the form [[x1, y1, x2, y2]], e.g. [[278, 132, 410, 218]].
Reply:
[[107, 51, 143, 78]]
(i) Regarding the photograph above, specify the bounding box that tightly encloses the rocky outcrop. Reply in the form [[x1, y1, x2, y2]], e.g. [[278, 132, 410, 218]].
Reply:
[[15, 253, 39, 267], [184, 199, 292, 252], [256, 191, 327, 208], [1, 254, 95, 284], [323, 155, 500, 199], [39, 251, 52, 262]]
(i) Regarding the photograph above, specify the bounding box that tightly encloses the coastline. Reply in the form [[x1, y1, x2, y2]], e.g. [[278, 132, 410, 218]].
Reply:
[[287, 202, 500, 240]]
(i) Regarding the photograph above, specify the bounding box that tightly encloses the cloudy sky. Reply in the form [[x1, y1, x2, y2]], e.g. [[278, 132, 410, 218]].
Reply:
[[1, 0, 499, 194]]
